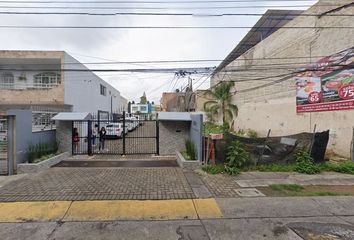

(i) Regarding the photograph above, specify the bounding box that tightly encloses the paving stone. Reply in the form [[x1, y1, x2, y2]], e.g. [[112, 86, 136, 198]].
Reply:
[[0, 167, 195, 201]]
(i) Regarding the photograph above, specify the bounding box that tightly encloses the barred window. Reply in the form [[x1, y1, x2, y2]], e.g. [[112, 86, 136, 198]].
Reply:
[[0, 72, 14, 89], [33, 72, 61, 88]]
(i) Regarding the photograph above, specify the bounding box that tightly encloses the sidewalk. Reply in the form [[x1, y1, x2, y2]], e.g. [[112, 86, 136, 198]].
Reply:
[[0, 196, 353, 240], [200, 171, 354, 197]]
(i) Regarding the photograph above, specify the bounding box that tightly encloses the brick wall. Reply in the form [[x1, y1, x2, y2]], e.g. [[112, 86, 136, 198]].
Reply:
[[159, 121, 190, 155]]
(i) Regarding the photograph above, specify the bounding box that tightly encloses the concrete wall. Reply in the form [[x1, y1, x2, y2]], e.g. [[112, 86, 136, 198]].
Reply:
[[6, 109, 57, 166], [63, 53, 123, 113], [211, 0, 354, 157], [190, 114, 203, 161], [56, 120, 72, 154], [159, 121, 190, 155]]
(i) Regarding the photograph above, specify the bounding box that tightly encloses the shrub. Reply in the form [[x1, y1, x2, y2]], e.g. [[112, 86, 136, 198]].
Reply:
[[294, 150, 321, 174], [27, 141, 59, 163], [202, 164, 225, 174], [224, 165, 240, 175], [185, 139, 197, 160], [247, 129, 258, 138], [225, 140, 251, 169]]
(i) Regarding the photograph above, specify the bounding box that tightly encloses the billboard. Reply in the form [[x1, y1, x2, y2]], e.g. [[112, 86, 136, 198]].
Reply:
[[296, 47, 354, 113]]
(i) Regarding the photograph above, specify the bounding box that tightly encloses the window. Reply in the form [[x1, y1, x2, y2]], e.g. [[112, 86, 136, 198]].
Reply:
[[100, 84, 107, 96], [32, 111, 57, 132], [0, 72, 14, 89], [33, 72, 61, 89]]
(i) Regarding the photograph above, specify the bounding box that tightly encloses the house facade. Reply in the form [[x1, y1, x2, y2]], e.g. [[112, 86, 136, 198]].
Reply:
[[211, 1, 354, 157], [0, 50, 127, 130], [0, 51, 127, 173]]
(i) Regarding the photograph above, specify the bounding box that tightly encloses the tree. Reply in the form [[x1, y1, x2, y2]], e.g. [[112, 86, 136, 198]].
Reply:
[[203, 82, 238, 125]]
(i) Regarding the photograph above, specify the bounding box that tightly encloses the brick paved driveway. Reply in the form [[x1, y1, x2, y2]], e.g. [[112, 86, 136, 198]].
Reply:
[[0, 167, 195, 202]]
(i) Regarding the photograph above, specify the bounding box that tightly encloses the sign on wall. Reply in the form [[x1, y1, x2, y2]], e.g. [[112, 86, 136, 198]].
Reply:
[[296, 47, 354, 113]]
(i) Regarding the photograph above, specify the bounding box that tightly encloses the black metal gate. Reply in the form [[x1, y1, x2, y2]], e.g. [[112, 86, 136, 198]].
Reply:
[[72, 113, 159, 155]]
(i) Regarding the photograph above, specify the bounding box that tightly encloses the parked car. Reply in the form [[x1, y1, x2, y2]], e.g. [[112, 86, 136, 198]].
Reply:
[[105, 123, 126, 138], [126, 119, 135, 132]]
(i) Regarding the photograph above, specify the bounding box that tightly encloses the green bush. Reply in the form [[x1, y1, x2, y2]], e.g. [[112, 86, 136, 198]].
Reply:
[[185, 139, 197, 160], [224, 165, 240, 175], [202, 164, 225, 174], [225, 140, 250, 169], [247, 129, 258, 138], [27, 141, 59, 163], [203, 122, 228, 136], [294, 150, 321, 174]]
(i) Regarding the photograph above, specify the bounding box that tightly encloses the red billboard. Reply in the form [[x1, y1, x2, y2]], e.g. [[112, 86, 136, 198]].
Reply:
[[296, 47, 354, 113]]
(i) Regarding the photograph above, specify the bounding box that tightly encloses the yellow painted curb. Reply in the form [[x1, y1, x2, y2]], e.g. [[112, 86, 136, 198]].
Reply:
[[64, 199, 199, 221], [0, 201, 71, 223], [193, 199, 223, 219], [0, 199, 223, 222]]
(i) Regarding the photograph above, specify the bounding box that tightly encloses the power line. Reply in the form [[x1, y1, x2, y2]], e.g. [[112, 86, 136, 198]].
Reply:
[[0, 5, 332, 10], [1, 11, 353, 17], [0, 25, 353, 29], [0, 0, 319, 3]]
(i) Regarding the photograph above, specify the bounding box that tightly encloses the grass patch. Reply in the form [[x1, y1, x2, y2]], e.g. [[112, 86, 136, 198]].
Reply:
[[270, 184, 304, 192], [321, 161, 354, 174], [245, 164, 297, 172], [264, 184, 353, 197]]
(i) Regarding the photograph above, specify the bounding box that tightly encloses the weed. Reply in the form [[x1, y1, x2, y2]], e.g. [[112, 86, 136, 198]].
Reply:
[[185, 139, 197, 160], [294, 150, 321, 174], [270, 184, 304, 192], [247, 129, 258, 138], [202, 164, 225, 174]]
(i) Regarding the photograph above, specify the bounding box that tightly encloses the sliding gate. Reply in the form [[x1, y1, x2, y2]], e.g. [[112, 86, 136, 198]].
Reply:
[[72, 117, 159, 155]]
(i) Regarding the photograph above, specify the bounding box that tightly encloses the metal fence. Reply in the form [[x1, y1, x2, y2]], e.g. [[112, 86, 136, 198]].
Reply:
[[0, 117, 8, 175], [72, 114, 159, 155]]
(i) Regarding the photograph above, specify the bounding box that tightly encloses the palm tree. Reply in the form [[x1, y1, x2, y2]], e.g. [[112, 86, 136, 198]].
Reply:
[[203, 82, 238, 125]]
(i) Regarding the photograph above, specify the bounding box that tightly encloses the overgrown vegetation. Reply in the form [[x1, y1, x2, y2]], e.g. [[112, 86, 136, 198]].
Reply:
[[224, 140, 251, 175], [294, 149, 321, 174], [202, 164, 225, 174], [184, 139, 197, 160], [321, 161, 354, 174], [268, 184, 352, 197], [246, 129, 258, 138], [27, 142, 59, 163], [203, 122, 228, 136]]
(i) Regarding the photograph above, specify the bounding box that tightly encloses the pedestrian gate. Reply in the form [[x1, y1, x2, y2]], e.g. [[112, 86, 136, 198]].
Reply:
[[72, 116, 159, 155]]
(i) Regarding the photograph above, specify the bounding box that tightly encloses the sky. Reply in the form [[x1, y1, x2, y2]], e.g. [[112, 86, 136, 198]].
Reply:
[[0, 0, 317, 103]]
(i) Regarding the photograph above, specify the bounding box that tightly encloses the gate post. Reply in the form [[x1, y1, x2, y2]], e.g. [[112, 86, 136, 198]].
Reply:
[[156, 120, 159, 155], [122, 111, 126, 155], [87, 120, 92, 156]]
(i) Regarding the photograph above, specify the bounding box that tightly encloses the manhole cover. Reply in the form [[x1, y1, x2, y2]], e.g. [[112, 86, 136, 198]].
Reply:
[[235, 188, 265, 197]]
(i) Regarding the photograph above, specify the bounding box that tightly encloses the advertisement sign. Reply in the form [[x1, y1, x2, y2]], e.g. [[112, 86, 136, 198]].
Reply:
[[296, 47, 354, 113]]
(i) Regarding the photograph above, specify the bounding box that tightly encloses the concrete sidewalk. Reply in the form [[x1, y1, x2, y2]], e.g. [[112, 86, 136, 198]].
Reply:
[[235, 172, 354, 187], [200, 171, 354, 197], [0, 196, 354, 240]]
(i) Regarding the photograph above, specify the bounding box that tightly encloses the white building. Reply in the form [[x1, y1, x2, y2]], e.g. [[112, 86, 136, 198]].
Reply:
[[0, 50, 127, 130]]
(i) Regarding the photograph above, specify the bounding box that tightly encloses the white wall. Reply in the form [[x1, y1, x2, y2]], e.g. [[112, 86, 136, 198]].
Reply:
[[211, 0, 354, 157], [63, 53, 123, 113]]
